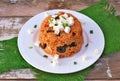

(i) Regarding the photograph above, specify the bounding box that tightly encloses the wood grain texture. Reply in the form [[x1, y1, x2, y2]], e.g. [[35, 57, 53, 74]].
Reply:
[[0, 0, 99, 16], [0, 17, 30, 40], [86, 52, 120, 80], [108, 0, 120, 15], [0, 79, 37, 81]]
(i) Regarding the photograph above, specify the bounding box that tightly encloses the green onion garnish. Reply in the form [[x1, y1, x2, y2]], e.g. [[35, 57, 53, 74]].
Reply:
[[49, 19, 53, 23], [90, 30, 93, 34], [85, 43, 89, 47], [28, 46, 33, 49], [61, 16, 65, 19], [34, 25, 37, 28], [62, 23, 69, 27], [43, 55, 48, 58], [74, 61, 77, 65]]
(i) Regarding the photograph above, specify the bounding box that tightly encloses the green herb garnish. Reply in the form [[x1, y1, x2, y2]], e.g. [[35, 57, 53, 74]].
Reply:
[[85, 43, 89, 47], [49, 19, 53, 23], [43, 55, 48, 58], [28, 46, 33, 49], [62, 23, 69, 27], [90, 30, 93, 34], [61, 16, 65, 19], [74, 61, 77, 65], [34, 25, 37, 28]]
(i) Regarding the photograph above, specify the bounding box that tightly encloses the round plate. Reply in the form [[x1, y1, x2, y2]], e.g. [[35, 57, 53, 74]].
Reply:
[[18, 9, 105, 74]]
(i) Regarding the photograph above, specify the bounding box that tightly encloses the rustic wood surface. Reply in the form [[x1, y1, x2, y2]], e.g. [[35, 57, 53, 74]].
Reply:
[[0, 0, 120, 81]]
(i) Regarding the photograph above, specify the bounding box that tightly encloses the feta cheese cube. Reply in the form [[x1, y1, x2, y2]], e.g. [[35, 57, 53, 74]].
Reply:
[[51, 54, 59, 66], [54, 28, 60, 35], [67, 17, 74, 26], [28, 29, 34, 34], [94, 49, 99, 54], [64, 27, 70, 33], [34, 40, 40, 47], [62, 13, 68, 18], [82, 55, 87, 61]]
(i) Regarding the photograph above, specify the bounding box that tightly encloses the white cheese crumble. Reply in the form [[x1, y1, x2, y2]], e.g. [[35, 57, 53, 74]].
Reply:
[[34, 40, 40, 47], [62, 13, 68, 18], [94, 49, 99, 54], [82, 55, 87, 61], [64, 27, 70, 33], [51, 54, 59, 66], [67, 16, 74, 26], [28, 29, 34, 34], [53, 54, 59, 60], [54, 27, 60, 35], [49, 13, 74, 35], [51, 60, 59, 66]]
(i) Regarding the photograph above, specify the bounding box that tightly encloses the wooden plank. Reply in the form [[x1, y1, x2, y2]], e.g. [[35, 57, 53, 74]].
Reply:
[[0, 17, 30, 40], [0, 69, 36, 79], [108, 0, 120, 15], [86, 52, 120, 80], [0, 0, 120, 17], [0, 0, 99, 16], [0, 79, 37, 81]]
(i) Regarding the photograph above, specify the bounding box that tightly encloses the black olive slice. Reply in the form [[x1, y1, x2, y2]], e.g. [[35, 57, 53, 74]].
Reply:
[[69, 42, 77, 47], [72, 32, 76, 36], [63, 44, 68, 48], [55, 23, 58, 26], [55, 16, 59, 20], [47, 30, 54, 33], [57, 46, 66, 53], [40, 43, 47, 49]]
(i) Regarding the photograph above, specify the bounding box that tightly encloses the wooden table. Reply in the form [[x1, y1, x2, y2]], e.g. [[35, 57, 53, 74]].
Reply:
[[0, 0, 120, 81]]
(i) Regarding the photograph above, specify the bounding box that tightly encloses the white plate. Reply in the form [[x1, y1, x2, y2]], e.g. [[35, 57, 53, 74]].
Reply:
[[18, 9, 105, 74]]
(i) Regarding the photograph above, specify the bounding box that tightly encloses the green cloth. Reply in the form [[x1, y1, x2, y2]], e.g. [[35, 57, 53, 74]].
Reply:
[[0, 0, 120, 81]]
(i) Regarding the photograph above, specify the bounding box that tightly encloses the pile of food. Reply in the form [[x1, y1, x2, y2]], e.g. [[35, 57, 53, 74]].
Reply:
[[39, 12, 84, 58]]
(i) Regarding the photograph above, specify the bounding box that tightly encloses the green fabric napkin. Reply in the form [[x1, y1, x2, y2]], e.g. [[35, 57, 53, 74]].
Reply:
[[0, 0, 120, 81]]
